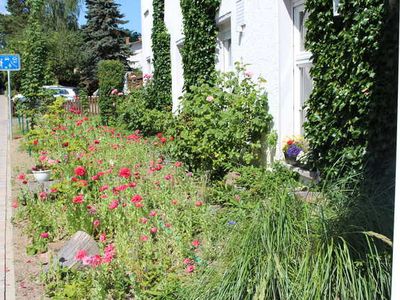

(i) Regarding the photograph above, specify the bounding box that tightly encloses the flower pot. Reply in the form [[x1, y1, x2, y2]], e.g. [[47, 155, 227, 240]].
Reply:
[[32, 169, 51, 183], [284, 154, 298, 167]]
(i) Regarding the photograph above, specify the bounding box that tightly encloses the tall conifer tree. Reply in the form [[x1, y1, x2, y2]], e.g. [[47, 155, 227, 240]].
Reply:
[[82, 0, 129, 93]]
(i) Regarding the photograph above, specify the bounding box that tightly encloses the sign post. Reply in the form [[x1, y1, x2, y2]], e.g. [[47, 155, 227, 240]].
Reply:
[[0, 54, 21, 140]]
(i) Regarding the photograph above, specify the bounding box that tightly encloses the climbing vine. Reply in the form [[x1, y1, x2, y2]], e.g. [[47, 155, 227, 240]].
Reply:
[[180, 0, 221, 91], [151, 0, 172, 110], [304, 0, 398, 181]]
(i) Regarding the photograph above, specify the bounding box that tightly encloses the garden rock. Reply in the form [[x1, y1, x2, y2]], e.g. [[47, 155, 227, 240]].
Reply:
[[53, 231, 99, 269]]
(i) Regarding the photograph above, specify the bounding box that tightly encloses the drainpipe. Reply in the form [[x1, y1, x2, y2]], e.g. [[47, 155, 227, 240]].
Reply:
[[391, 4, 400, 299]]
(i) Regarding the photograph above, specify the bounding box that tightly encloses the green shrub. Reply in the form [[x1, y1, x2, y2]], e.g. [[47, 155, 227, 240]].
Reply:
[[97, 60, 125, 124], [168, 63, 274, 177], [116, 87, 173, 135]]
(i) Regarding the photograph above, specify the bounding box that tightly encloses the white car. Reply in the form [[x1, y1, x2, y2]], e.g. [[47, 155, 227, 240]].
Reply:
[[13, 86, 79, 103], [43, 86, 78, 101]]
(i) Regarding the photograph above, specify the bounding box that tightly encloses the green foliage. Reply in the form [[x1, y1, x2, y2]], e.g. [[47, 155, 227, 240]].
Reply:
[[82, 0, 129, 94], [97, 60, 125, 125], [180, 0, 220, 91], [304, 0, 398, 180], [151, 0, 172, 109], [116, 87, 174, 135], [169, 63, 274, 177], [19, 0, 52, 120]]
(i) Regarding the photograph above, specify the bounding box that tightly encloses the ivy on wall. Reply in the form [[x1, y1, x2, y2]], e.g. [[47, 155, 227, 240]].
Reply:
[[151, 0, 172, 110], [180, 0, 221, 91], [304, 0, 398, 180]]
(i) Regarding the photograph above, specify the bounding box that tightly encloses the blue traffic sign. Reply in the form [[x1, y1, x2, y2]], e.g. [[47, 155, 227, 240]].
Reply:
[[0, 54, 21, 71]]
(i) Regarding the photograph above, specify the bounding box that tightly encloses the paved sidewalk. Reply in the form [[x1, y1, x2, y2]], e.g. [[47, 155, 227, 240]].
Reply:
[[0, 95, 15, 299]]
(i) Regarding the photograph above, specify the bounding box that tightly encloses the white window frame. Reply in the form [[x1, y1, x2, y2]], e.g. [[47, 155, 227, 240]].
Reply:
[[217, 17, 232, 72], [293, 0, 313, 135]]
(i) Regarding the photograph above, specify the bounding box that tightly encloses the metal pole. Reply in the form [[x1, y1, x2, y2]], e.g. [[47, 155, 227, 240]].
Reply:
[[7, 70, 12, 139]]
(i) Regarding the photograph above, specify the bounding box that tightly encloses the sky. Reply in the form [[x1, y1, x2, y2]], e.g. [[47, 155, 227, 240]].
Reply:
[[0, 0, 142, 33]]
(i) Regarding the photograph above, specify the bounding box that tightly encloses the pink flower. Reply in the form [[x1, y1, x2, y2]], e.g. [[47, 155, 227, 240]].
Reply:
[[99, 185, 109, 192], [175, 161, 183, 167], [12, 201, 18, 208], [186, 265, 196, 273], [186, 172, 193, 177], [74, 166, 86, 177], [150, 227, 158, 234], [82, 256, 93, 266], [75, 249, 87, 260], [40, 232, 49, 239], [131, 194, 143, 203], [192, 240, 200, 248], [165, 223, 172, 228], [164, 174, 172, 180], [149, 210, 157, 217], [17, 173, 26, 180], [72, 194, 84, 204], [119, 167, 131, 178], [90, 255, 102, 267], [140, 235, 149, 242], [108, 199, 119, 210], [111, 89, 118, 95], [135, 202, 144, 208], [206, 95, 214, 102], [39, 192, 47, 200], [195, 201, 203, 207], [144, 73, 153, 80], [118, 92, 124, 96], [244, 70, 253, 77], [99, 233, 107, 243], [93, 219, 100, 227], [171, 199, 178, 205], [139, 217, 148, 224]]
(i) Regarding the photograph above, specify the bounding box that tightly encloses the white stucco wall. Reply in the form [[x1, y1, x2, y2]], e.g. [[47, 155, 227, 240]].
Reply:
[[140, 0, 300, 159], [140, 0, 153, 75], [164, 0, 184, 113]]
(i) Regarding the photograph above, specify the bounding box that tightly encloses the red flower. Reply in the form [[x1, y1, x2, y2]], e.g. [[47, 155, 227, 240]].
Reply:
[[108, 199, 119, 210], [171, 199, 178, 205], [73, 194, 84, 204], [99, 185, 109, 192], [140, 235, 149, 242], [119, 167, 131, 178], [139, 217, 148, 224], [74, 166, 86, 177], [150, 227, 158, 234], [93, 219, 100, 227], [149, 210, 157, 217], [175, 161, 182, 167], [183, 258, 192, 265], [33, 139, 38, 145], [186, 265, 196, 273], [160, 137, 167, 144], [135, 202, 143, 208], [40, 232, 49, 239], [131, 194, 143, 203], [195, 201, 203, 207], [287, 140, 294, 145], [17, 173, 26, 180], [75, 249, 87, 260], [192, 240, 200, 248]]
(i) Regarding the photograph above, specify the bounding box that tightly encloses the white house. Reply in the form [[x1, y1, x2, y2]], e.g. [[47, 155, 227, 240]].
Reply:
[[141, 0, 313, 152], [127, 39, 144, 71]]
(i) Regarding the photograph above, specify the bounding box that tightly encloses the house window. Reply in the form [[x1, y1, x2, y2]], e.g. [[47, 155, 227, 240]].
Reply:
[[293, 1, 313, 135], [218, 19, 232, 72]]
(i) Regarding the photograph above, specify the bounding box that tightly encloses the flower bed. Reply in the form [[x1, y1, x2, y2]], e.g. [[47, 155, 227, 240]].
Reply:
[[15, 107, 222, 298]]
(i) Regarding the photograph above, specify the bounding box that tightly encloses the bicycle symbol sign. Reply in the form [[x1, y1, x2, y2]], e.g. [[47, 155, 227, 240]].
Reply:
[[0, 54, 21, 71]]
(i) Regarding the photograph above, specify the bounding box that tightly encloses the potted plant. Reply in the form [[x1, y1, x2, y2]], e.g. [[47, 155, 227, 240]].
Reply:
[[31, 155, 58, 183], [282, 136, 308, 167]]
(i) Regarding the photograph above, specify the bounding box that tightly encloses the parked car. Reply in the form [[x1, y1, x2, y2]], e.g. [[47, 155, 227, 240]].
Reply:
[[42, 86, 79, 101], [13, 86, 79, 103]]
